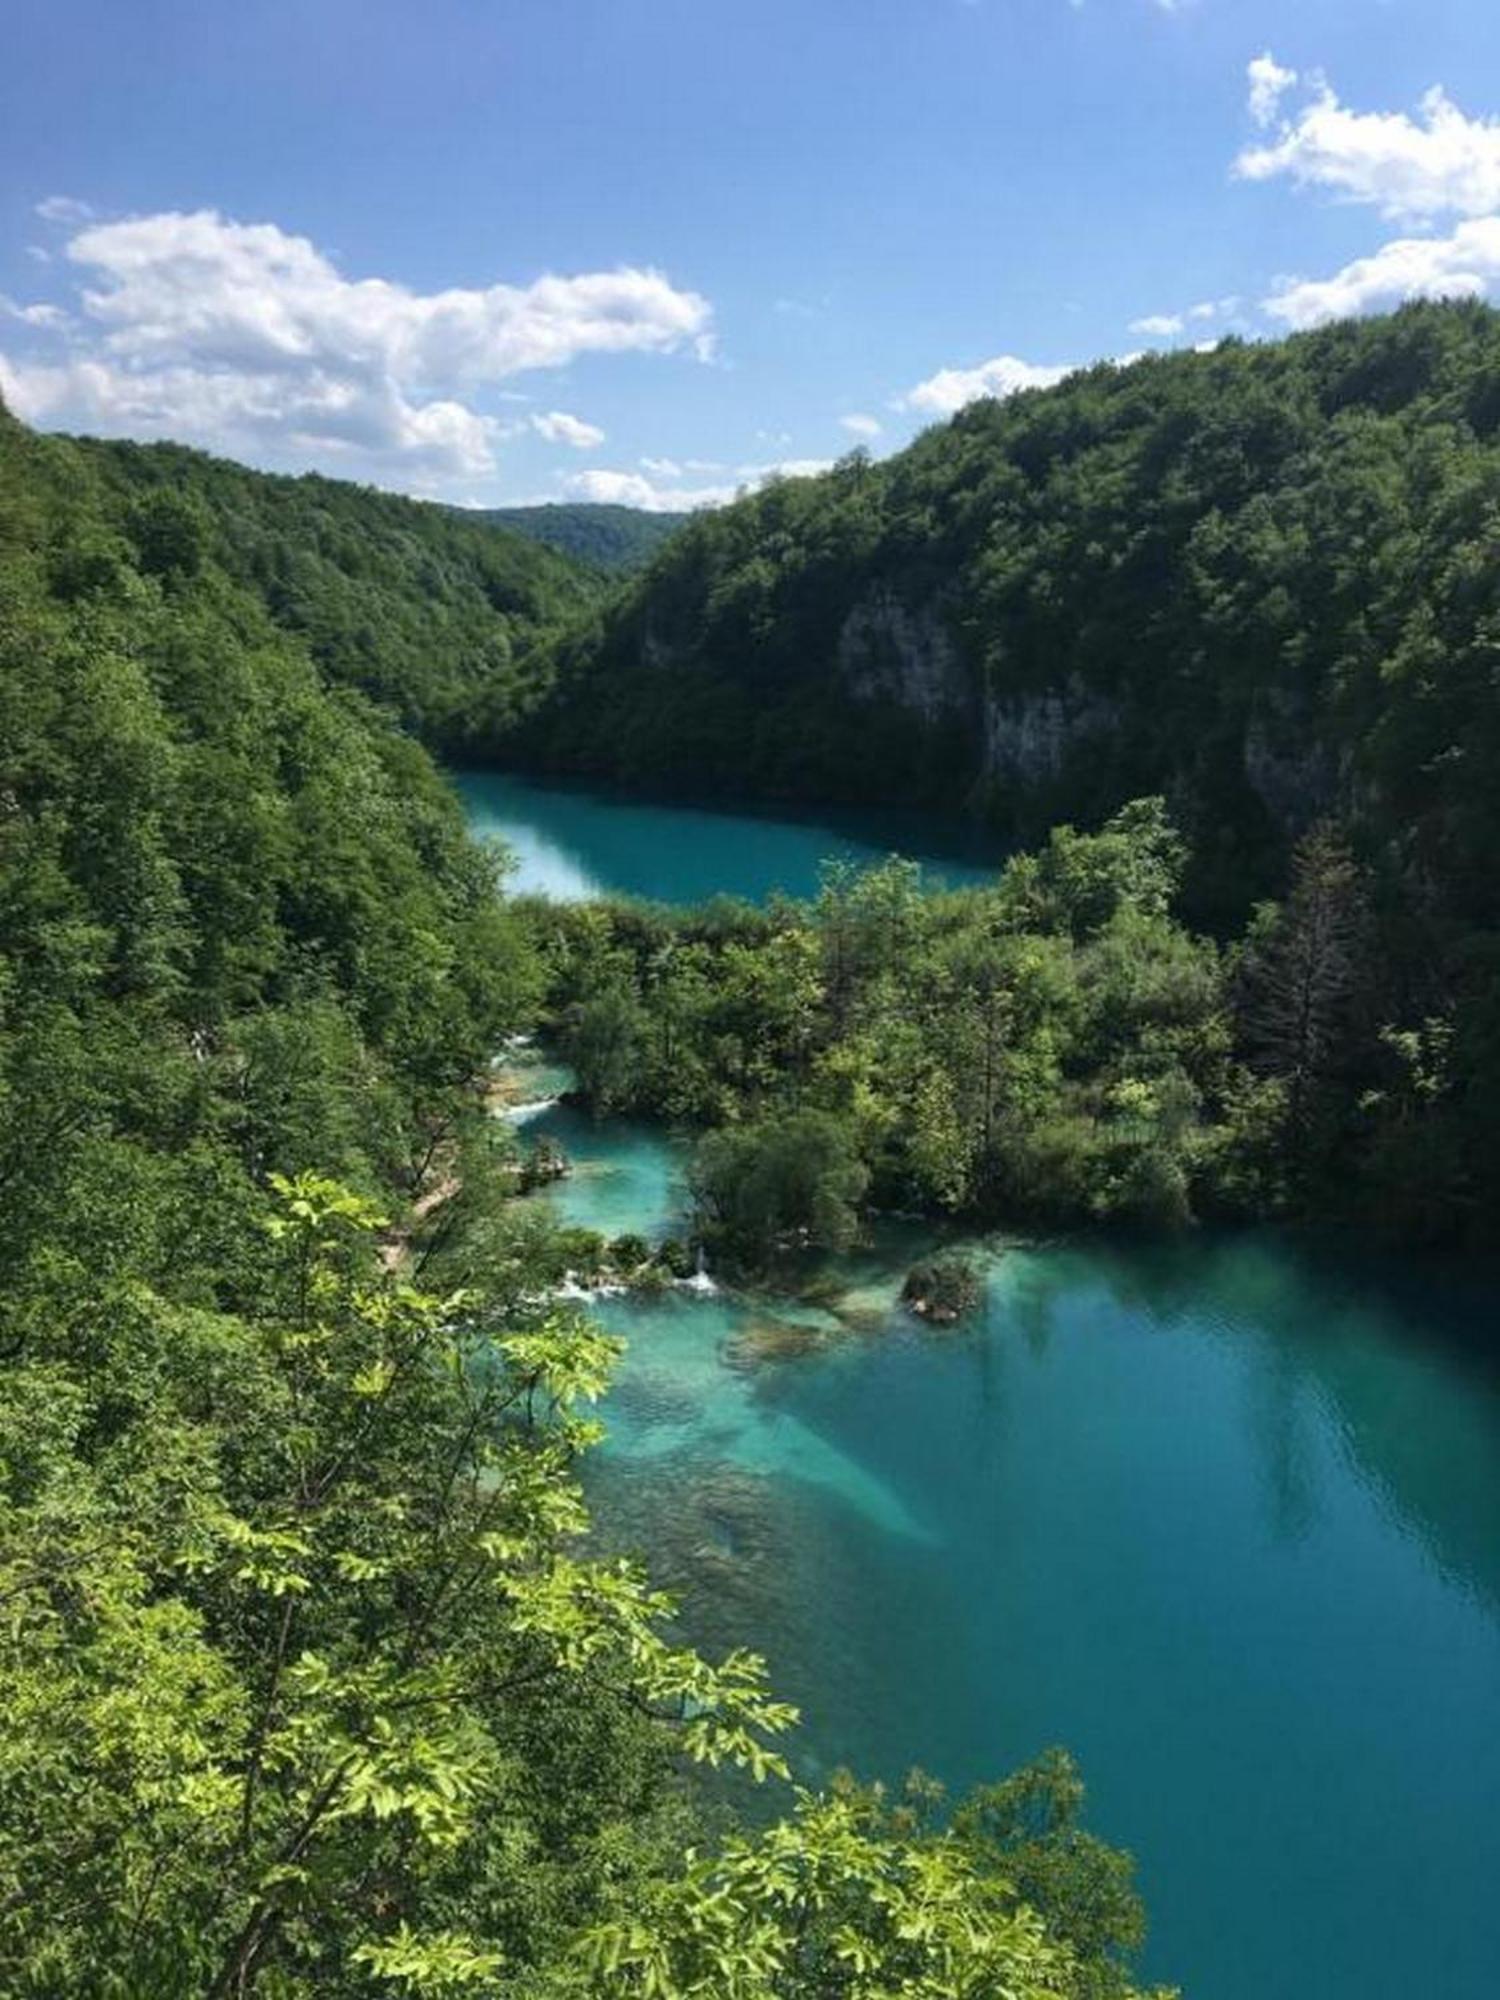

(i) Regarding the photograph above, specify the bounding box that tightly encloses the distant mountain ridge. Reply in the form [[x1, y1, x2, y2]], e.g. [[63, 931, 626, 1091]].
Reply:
[[481, 501, 691, 572]]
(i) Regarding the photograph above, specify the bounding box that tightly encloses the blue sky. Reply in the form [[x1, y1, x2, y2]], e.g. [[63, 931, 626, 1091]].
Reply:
[[3, 0, 1498, 508]]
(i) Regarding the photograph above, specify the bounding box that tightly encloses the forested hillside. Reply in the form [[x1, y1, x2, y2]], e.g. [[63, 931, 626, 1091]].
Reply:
[[484, 500, 690, 572], [73, 435, 595, 749], [0, 394, 1170, 1995], [488, 304, 1500, 1246], [513, 301, 1500, 931]]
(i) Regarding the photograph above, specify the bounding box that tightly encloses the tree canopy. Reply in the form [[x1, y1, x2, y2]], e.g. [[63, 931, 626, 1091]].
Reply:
[[481, 502, 691, 574], [0, 391, 1170, 1996]]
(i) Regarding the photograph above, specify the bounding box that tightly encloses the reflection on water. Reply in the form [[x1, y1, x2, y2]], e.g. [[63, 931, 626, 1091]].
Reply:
[[514, 1084, 1500, 2000]]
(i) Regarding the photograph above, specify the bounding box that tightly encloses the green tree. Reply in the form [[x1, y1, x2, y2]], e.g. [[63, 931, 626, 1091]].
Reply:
[[690, 1109, 869, 1264], [1237, 822, 1368, 1152]]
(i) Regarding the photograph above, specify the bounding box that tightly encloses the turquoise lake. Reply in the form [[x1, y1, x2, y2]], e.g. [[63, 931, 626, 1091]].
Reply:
[[474, 780, 1500, 2000], [457, 768, 1004, 901]]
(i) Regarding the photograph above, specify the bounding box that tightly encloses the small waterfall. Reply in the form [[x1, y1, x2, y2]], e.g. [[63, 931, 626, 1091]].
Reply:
[[503, 1096, 558, 1125], [680, 1242, 718, 1295]]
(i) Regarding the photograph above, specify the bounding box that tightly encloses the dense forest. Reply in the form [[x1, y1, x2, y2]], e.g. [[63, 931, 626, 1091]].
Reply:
[[512, 301, 1500, 924], [530, 798, 1460, 1260], [490, 303, 1500, 1248], [0, 395, 1173, 1994], [72, 436, 596, 751], [483, 501, 690, 573]]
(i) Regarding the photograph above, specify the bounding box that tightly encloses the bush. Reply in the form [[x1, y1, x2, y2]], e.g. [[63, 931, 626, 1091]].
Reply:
[[690, 1109, 869, 1265], [654, 1236, 693, 1278]]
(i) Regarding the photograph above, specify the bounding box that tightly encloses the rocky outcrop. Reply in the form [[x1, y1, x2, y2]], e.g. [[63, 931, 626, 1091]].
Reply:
[[838, 587, 1125, 799], [835, 584, 1341, 850], [1243, 692, 1339, 835], [836, 587, 968, 724], [980, 676, 1124, 788]]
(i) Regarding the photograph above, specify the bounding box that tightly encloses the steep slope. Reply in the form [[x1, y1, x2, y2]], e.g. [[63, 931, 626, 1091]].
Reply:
[[511, 301, 1500, 929], [71, 436, 597, 750], [0, 397, 1169, 2000], [0, 394, 540, 1296], [483, 500, 690, 571]]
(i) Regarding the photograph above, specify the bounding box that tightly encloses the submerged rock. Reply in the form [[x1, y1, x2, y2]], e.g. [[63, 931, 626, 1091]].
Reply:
[[829, 1301, 891, 1336], [724, 1316, 831, 1370], [519, 1134, 570, 1189], [901, 1252, 984, 1327]]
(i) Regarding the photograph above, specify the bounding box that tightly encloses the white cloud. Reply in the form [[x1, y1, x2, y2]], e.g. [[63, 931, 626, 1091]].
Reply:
[[564, 467, 733, 512], [530, 408, 604, 449], [1247, 54, 1298, 130], [1237, 77, 1500, 222], [839, 411, 882, 438], [564, 456, 834, 514], [0, 295, 69, 330], [35, 195, 94, 225], [0, 207, 712, 489], [1230, 65, 1500, 331], [1129, 297, 1241, 343], [1, 350, 500, 477], [639, 454, 723, 477], [1264, 216, 1500, 327], [903, 353, 1073, 416]]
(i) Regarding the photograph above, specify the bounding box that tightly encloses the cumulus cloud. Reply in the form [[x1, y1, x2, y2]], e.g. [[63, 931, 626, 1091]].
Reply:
[[563, 467, 733, 511], [2, 349, 498, 477], [564, 456, 834, 514], [1264, 216, 1500, 327], [1129, 298, 1241, 344], [903, 353, 1073, 417], [530, 409, 604, 448], [0, 207, 712, 488], [1247, 53, 1298, 130], [1232, 62, 1500, 329], [1237, 75, 1500, 222], [839, 412, 882, 438]]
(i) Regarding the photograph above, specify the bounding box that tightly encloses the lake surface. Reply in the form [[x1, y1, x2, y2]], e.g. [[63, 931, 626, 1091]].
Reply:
[[456, 768, 1004, 901], [478, 783, 1500, 2000]]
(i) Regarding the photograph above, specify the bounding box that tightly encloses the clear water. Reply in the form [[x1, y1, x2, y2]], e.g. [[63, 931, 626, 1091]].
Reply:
[[483, 802, 1500, 2000], [455, 769, 1004, 902]]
